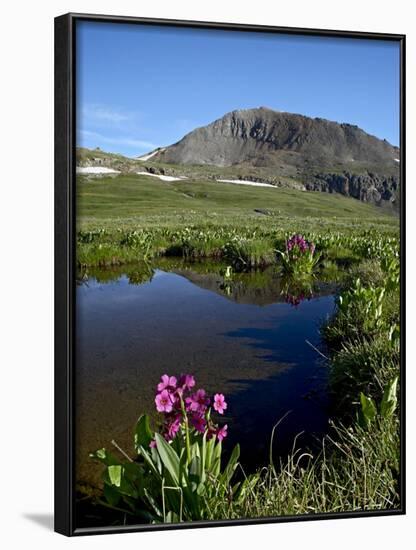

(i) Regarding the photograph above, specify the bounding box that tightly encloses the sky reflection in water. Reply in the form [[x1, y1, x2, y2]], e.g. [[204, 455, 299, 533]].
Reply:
[[76, 264, 335, 487]]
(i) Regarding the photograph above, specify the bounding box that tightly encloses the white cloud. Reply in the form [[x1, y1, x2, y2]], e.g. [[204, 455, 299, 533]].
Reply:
[[77, 104, 157, 153], [80, 104, 144, 129], [77, 129, 157, 151]]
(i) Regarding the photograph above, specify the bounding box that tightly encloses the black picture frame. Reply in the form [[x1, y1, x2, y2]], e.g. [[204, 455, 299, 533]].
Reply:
[[54, 12, 406, 536]]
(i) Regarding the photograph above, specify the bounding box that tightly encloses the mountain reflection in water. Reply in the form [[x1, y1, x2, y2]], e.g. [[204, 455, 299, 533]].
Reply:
[[76, 260, 336, 490]]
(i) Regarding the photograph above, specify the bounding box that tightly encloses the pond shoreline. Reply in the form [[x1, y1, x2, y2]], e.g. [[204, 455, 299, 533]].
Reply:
[[76, 262, 336, 495], [75, 230, 400, 527]]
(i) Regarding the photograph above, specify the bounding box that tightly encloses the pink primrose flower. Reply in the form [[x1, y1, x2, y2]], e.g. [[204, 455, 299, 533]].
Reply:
[[186, 389, 210, 413], [165, 416, 181, 440], [155, 389, 174, 413], [157, 374, 177, 392], [191, 414, 207, 433], [178, 374, 196, 391], [213, 393, 227, 415], [217, 424, 228, 441]]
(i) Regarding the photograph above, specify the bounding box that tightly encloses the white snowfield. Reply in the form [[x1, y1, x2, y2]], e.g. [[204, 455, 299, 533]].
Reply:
[[394, 159, 400, 163], [76, 166, 120, 174], [136, 171, 187, 182], [137, 148, 165, 161], [217, 178, 276, 188]]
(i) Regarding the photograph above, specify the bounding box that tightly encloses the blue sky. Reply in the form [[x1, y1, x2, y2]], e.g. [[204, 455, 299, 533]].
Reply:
[[76, 21, 400, 157]]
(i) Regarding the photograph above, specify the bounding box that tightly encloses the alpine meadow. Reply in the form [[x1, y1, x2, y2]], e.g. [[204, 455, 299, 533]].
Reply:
[[74, 21, 402, 529]]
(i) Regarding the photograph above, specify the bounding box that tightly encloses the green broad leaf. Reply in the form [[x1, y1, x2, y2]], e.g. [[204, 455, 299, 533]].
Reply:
[[188, 456, 203, 494], [103, 483, 121, 507], [180, 480, 200, 517], [196, 482, 206, 497], [231, 481, 241, 497], [150, 444, 163, 474], [388, 324, 398, 340], [360, 392, 377, 426], [134, 414, 153, 451], [161, 483, 183, 518], [189, 455, 201, 479], [191, 441, 205, 482], [155, 433, 180, 485], [205, 436, 215, 471], [89, 448, 120, 466], [211, 439, 222, 477], [380, 377, 399, 419], [138, 444, 162, 479], [190, 441, 201, 461], [165, 510, 180, 524], [200, 432, 206, 484], [143, 487, 163, 519], [108, 464, 122, 486], [220, 443, 240, 486], [123, 462, 144, 484], [178, 447, 189, 487], [104, 465, 139, 498]]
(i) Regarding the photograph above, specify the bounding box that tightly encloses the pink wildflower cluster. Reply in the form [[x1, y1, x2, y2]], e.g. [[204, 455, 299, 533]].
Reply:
[[153, 374, 228, 445], [285, 292, 306, 307], [286, 234, 316, 256], [285, 289, 314, 307]]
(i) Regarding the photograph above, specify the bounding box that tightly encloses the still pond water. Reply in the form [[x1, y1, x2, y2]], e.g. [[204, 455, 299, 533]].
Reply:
[[76, 260, 336, 489]]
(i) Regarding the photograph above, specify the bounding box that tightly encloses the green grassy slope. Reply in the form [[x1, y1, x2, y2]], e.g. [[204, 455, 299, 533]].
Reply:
[[77, 174, 397, 231]]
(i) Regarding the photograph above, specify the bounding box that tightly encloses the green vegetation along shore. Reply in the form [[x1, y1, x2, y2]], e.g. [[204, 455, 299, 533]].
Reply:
[[77, 173, 398, 269], [78, 172, 401, 522]]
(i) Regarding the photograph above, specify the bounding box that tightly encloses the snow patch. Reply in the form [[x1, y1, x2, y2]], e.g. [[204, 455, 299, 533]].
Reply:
[[394, 158, 400, 163], [217, 178, 276, 188], [137, 148, 165, 161], [76, 166, 120, 174], [136, 171, 187, 182]]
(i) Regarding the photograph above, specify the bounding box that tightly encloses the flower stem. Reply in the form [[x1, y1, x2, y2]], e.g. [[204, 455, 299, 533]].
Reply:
[[180, 396, 191, 463]]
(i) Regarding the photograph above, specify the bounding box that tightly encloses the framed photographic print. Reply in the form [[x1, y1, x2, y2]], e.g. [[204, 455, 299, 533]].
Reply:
[[54, 13, 405, 536]]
